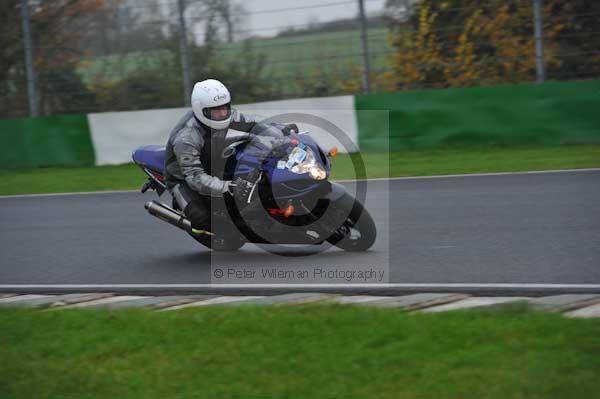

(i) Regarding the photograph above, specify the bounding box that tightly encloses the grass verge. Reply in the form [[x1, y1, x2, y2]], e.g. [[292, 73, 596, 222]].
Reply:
[[1, 304, 599, 398], [1, 145, 599, 195]]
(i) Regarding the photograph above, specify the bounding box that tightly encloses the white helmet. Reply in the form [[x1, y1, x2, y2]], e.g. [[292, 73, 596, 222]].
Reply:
[[191, 79, 232, 130]]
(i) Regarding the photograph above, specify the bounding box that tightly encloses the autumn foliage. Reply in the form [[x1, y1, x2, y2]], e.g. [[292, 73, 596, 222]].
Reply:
[[380, 0, 599, 90]]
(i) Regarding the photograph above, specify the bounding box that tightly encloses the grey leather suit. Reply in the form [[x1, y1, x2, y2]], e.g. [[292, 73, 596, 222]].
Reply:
[[164, 109, 258, 197]]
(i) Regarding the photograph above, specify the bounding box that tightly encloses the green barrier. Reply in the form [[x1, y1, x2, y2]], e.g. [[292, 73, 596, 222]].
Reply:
[[0, 115, 95, 168], [355, 80, 600, 151]]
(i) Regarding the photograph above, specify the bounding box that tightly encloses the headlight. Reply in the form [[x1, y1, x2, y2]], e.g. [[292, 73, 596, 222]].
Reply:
[[289, 147, 327, 180], [308, 165, 326, 180]]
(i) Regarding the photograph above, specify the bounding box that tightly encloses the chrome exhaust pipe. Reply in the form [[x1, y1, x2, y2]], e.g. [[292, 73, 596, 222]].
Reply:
[[144, 200, 192, 232]]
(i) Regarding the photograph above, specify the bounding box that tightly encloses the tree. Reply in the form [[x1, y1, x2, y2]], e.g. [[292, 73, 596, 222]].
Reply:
[[0, 1, 29, 116], [382, 0, 598, 91], [212, 0, 234, 43], [183, 0, 246, 44], [189, 38, 273, 103], [545, 0, 600, 80], [33, 0, 105, 114], [0, 0, 104, 117], [383, 0, 417, 26]]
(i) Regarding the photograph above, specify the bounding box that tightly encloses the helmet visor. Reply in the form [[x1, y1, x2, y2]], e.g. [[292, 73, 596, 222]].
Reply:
[[203, 103, 231, 121]]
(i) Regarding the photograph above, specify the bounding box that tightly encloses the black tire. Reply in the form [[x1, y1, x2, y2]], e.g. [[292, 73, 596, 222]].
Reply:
[[326, 194, 376, 251]]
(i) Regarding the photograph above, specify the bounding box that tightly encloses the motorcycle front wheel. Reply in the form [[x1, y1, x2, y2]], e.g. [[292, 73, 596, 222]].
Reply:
[[326, 194, 376, 251]]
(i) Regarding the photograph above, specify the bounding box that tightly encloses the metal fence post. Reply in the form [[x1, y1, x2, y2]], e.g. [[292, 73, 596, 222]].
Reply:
[[178, 0, 192, 105], [20, 0, 39, 117], [358, 0, 371, 94], [533, 0, 545, 83]]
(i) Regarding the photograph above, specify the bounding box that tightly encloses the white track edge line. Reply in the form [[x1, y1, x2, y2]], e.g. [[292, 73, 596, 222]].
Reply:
[[334, 167, 600, 183], [1, 168, 598, 199], [0, 189, 139, 199], [1, 284, 600, 289]]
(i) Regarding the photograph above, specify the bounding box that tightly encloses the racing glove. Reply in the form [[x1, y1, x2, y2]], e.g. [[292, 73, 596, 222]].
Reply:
[[281, 123, 299, 136], [228, 177, 254, 203]]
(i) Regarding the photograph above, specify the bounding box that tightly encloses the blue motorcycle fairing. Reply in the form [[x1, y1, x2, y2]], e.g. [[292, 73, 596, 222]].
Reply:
[[132, 130, 333, 200], [232, 133, 330, 185], [132, 145, 166, 174]]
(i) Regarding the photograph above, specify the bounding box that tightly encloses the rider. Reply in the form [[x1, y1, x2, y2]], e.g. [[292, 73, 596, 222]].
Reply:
[[164, 78, 296, 235]]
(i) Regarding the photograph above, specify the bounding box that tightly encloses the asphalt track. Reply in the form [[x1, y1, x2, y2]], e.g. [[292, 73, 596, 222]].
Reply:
[[1, 170, 599, 294]]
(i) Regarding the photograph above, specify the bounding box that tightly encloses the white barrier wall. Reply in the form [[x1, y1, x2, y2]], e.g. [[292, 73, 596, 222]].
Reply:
[[88, 107, 187, 165], [88, 95, 357, 165]]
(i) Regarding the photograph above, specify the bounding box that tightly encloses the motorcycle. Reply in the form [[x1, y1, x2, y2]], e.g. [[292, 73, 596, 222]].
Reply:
[[132, 123, 376, 252]]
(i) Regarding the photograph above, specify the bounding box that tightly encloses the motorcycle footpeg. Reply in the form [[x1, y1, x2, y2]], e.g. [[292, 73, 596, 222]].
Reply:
[[141, 181, 151, 193]]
